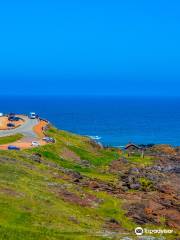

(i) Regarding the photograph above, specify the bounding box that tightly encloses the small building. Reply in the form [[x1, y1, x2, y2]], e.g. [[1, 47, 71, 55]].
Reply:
[[125, 143, 144, 158], [125, 143, 141, 151], [125, 143, 141, 152]]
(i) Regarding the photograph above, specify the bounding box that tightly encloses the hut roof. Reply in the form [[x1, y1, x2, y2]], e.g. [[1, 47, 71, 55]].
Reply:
[[125, 143, 141, 150]]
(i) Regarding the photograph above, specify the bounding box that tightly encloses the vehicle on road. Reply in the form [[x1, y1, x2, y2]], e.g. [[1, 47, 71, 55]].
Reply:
[[31, 141, 40, 147], [8, 116, 21, 121], [29, 112, 37, 119], [8, 145, 20, 150], [42, 137, 55, 143], [7, 123, 15, 127]]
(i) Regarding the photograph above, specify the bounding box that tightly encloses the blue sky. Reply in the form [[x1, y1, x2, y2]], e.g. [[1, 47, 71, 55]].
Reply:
[[0, 0, 180, 96]]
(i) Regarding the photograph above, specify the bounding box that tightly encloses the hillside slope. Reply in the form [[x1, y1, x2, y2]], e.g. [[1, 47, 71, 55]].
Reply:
[[0, 126, 179, 240]]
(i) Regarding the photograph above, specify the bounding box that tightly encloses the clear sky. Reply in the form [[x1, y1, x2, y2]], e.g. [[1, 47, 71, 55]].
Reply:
[[0, 0, 180, 96]]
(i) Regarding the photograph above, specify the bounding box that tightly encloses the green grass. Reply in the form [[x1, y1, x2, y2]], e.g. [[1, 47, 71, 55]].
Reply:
[[124, 153, 154, 166], [139, 177, 154, 191], [0, 134, 23, 145], [0, 154, 129, 239], [95, 191, 136, 231], [0, 126, 178, 239]]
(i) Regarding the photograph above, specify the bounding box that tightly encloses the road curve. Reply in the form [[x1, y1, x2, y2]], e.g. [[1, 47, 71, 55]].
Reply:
[[0, 116, 39, 138]]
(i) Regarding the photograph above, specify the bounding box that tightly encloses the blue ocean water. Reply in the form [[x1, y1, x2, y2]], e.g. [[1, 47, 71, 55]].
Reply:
[[0, 96, 180, 146]]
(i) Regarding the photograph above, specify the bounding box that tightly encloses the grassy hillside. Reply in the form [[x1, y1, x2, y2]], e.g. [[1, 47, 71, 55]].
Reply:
[[0, 127, 178, 239], [0, 134, 23, 145]]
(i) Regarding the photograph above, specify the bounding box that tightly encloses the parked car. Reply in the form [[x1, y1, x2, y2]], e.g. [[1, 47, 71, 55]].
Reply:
[[8, 116, 21, 121], [29, 112, 37, 119], [31, 141, 40, 147], [8, 116, 14, 121], [42, 137, 55, 143], [8, 145, 20, 151], [7, 122, 15, 127]]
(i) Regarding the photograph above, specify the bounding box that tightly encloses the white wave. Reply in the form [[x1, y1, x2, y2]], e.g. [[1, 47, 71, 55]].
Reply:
[[89, 135, 102, 140], [114, 145, 125, 148]]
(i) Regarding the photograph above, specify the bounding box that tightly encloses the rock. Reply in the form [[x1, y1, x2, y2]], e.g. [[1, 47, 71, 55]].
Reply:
[[130, 167, 139, 174], [162, 199, 172, 208], [105, 217, 121, 231], [175, 146, 180, 153], [174, 167, 180, 173], [162, 209, 180, 229], [68, 171, 83, 182], [80, 160, 91, 167], [127, 203, 149, 224], [34, 153, 42, 158], [153, 166, 162, 171], [158, 184, 175, 194], [121, 186, 129, 191], [88, 181, 101, 189], [109, 218, 119, 224], [121, 157, 128, 163], [31, 153, 42, 163], [130, 183, 141, 190], [128, 176, 134, 184], [147, 174, 159, 182], [145, 200, 164, 213]]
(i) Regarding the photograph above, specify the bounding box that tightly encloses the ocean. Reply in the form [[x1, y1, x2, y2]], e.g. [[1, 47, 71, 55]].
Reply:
[[0, 96, 180, 146]]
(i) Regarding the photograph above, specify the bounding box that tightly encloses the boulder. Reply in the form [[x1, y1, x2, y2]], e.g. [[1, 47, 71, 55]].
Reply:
[[130, 183, 141, 190]]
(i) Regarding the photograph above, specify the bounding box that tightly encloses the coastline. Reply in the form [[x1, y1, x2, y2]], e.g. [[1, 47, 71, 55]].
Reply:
[[0, 96, 180, 146]]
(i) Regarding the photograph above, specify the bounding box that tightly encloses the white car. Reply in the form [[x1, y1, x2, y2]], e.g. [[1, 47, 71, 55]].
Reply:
[[31, 141, 40, 147], [29, 112, 36, 119], [42, 137, 55, 143]]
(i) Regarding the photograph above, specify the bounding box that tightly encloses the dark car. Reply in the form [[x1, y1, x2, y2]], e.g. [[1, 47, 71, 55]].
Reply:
[[8, 145, 20, 151], [7, 123, 15, 127], [8, 116, 21, 121]]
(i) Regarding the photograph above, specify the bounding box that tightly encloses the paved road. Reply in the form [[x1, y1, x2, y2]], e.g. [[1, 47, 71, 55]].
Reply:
[[0, 116, 39, 138]]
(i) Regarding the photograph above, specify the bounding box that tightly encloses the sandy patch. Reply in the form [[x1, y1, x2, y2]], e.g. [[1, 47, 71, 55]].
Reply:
[[0, 115, 24, 130], [33, 120, 48, 138], [0, 137, 47, 150]]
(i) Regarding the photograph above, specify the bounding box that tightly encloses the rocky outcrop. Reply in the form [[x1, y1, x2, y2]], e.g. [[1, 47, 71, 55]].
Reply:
[[117, 152, 180, 229]]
